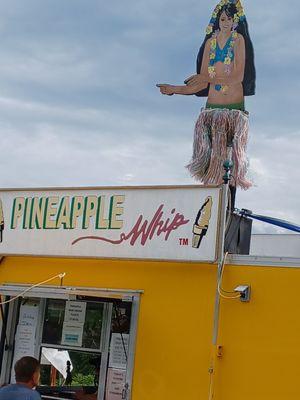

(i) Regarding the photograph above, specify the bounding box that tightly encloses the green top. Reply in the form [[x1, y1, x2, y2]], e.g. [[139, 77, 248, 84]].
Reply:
[[206, 101, 245, 112]]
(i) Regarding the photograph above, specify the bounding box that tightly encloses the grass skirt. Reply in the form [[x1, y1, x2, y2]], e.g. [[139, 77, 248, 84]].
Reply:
[[186, 108, 251, 189]]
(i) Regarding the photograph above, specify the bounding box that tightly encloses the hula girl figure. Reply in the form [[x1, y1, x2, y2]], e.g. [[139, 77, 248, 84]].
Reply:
[[157, 0, 255, 193]]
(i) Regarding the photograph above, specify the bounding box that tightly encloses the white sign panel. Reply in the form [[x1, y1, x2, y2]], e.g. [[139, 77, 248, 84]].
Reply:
[[106, 368, 126, 400], [18, 304, 39, 328], [109, 333, 129, 370], [61, 301, 86, 347], [64, 301, 87, 324], [14, 325, 36, 357], [11, 304, 39, 383], [0, 186, 222, 262], [61, 322, 84, 347]]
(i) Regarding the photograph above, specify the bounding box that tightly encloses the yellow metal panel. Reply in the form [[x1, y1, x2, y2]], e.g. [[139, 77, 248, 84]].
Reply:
[[0, 257, 217, 400], [2, 258, 298, 399], [215, 264, 300, 400]]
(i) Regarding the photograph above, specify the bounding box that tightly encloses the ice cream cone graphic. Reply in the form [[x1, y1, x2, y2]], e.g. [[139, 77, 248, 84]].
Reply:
[[192, 196, 213, 249], [0, 199, 4, 243]]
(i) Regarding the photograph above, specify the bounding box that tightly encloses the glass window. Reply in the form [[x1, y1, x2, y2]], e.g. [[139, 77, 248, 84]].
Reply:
[[111, 301, 132, 334], [42, 300, 104, 350], [39, 347, 100, 396], [42, 299, 65, 345]]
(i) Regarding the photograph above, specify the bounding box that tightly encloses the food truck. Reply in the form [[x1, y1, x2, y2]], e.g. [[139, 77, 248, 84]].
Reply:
[[0, 185, 299, 400]]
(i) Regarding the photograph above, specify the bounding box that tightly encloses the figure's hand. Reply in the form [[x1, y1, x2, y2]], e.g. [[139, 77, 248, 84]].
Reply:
[[184, 74, 207, 86], [184, 74, 196, 85], [156, 84, 174, 96]]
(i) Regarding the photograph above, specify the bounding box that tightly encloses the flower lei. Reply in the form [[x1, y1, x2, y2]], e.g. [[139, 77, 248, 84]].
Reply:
[[208, 31, 238, 93], [205, 0, 245, 93]]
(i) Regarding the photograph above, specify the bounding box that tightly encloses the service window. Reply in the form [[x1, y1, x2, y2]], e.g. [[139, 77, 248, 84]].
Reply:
[[0, 288, 140, 400], [42, 299, 104, 349]]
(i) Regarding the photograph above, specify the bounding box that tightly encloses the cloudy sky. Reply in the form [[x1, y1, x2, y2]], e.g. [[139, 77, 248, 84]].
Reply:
[[0, 0, 299, 233]]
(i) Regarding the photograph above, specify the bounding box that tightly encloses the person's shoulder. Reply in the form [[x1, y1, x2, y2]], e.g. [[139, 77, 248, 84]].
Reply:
[[206, 37, 214, 45], [30, 390, 42, 400], [204, 37, 214, 51], [0, 385, 41, 399], [0, 384, 14, 392], [236, 33, 245, 44], [0, 385, 15, 399]]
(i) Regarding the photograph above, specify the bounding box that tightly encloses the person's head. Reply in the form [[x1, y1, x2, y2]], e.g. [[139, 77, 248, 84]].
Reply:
[[14, 356, 40, 388], [216, 4, 237, 33], [206, 1, 243, 36]]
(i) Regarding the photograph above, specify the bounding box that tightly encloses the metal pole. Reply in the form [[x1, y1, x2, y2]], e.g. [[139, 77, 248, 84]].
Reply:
[[0, 299, 10, 376], [212, 183, 228, 345], [213, 152, 233, 344], [208, 157, 232, 399]]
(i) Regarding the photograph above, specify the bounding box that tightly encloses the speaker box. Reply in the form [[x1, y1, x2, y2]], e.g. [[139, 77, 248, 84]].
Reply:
[[224, 213, 252, 255]]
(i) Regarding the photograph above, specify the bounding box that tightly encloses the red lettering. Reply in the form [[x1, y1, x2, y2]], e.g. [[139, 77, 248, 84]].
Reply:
[[72, 204, 189, 247]]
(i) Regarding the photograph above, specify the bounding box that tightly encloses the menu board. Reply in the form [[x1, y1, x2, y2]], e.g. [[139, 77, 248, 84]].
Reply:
[[11, 304, 39, 383], [61, 301, 86, 347], [106, 368, 126, 400], [109, 334, 129, 370]]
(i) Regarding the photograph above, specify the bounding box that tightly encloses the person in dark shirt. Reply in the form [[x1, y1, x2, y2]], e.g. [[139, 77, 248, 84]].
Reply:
[[0, 356, 41, 400]]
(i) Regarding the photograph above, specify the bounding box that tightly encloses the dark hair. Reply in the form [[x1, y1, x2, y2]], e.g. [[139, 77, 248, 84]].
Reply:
[[14, 356, 40, 383], [196, 4, 256, 97]]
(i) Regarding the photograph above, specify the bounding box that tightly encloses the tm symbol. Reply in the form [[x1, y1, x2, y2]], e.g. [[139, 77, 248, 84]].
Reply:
[[179, 238, 189, 246]]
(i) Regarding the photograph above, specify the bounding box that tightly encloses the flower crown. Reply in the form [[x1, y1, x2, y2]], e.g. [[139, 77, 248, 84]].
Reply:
[[206, 0, 245, 35]]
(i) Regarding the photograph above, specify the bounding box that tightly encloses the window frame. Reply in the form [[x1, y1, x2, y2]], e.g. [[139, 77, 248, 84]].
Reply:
[[0, 284, 142, 400]]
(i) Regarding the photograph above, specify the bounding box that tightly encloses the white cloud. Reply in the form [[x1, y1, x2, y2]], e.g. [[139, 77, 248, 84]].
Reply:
[[238, 131, 300, 231]]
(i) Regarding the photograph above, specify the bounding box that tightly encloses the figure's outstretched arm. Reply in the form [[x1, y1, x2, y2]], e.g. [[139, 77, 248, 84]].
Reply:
[[157, 36, 210, 96], [156, 81, 208, 96]]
